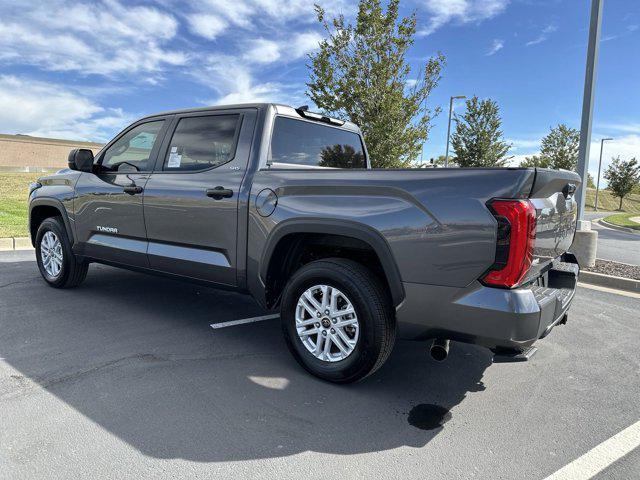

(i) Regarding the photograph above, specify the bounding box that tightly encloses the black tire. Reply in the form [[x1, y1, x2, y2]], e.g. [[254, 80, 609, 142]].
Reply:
[[35, 217, 88, 288], [281, 258, 395, 383]]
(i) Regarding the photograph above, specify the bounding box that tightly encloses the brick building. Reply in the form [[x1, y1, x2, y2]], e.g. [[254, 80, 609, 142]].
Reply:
[[0, 133, 103, 171]]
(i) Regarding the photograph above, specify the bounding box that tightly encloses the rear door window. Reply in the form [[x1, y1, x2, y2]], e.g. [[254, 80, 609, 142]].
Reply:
[[163, 115, 240, 171], [269, 117, 366, 169]]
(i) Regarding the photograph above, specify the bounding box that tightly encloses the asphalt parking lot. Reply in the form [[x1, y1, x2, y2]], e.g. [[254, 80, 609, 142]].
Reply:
[[1, 251, 639, 479], [584, 212, 640, 266]]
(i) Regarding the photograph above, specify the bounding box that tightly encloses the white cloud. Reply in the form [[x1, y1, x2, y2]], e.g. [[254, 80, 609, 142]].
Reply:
[[192, 0, 254, 29], [239, 30, 321, 67], [601, 24, 639, 43], [198, 55, 287, 104], [0, 0, 186, 77], [183, 0, 354, 40], [0, 0, 346, 131], [486, 38, 504, 55], [526, 24, 558, 46], [597, 123, 640, 135], [244, 39, 282, 64], [187, 14, 228, 40], [420, 0, 509, 35], [0, 76, 132, 142], [587, 134, 640, 186], [290, 31, 323, 59]]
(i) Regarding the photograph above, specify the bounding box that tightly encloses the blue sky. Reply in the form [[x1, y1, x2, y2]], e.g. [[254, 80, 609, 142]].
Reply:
[[0, 0, 638, 179]]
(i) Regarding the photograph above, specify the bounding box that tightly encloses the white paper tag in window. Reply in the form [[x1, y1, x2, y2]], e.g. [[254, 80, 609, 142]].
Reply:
[[167, 146, 181, 168]]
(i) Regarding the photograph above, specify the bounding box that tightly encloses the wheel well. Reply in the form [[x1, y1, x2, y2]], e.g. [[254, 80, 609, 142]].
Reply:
[[30, 205, 62, 245], [264, 233, 394, 309]]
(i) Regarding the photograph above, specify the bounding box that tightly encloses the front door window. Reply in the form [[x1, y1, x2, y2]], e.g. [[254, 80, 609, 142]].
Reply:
[[100, 121, 164, 173]]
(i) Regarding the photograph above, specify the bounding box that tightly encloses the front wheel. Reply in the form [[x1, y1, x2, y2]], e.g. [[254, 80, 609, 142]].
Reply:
[[35, 217, 88, 288], [281, 258, 395, 383]]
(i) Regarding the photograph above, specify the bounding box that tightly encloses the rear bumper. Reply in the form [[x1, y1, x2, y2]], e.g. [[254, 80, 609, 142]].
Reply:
[[395, 253, 579, 349]]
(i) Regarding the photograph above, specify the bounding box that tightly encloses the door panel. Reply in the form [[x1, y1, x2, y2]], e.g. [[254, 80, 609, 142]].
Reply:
[[73, 118, 168, 266], [143, 110, 257, 286], [74, 173, 150, 265]]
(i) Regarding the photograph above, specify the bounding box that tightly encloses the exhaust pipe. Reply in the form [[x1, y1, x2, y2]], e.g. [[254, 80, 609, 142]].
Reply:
[[430, 338, 450, 362]]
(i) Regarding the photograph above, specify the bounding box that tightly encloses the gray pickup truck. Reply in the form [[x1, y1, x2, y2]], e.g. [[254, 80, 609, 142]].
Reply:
[[28, 103, 580, 382]]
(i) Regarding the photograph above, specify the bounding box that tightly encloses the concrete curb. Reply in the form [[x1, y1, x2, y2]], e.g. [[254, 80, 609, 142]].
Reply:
[[0, 237, 34, 251], [597, 218, 640, 235], [579, 270, 640, 293]]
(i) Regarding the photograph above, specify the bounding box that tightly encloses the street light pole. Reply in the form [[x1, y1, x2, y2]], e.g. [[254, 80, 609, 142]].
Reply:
[[444, 95, 466, 168], [576, 0, 604, 224], [572, 0, 604, 269], [594, 137, 613, 211]]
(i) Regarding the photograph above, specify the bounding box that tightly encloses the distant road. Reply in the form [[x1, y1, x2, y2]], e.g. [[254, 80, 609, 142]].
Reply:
[[583, 211, 639, 265]]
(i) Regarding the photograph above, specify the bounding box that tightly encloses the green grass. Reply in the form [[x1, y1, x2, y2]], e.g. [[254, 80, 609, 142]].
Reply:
[[603, 212, 640, 230], [0, 173, 43, 237], [585, 188, 640, 213]]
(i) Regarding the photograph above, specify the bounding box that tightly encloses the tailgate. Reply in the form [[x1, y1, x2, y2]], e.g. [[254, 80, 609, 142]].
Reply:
[[527, 168, 580, 280]]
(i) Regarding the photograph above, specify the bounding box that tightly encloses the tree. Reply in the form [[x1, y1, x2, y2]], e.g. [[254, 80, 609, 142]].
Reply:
[[604, 156, 640, 210], [587, 173, 596, 189], [450, 96, 511, 167], [519, 124, 580, 170], [307, 0, 445, 168], [319, 144, 365, 168]]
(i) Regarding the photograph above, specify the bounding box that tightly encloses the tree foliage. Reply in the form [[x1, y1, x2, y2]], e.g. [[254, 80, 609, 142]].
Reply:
[[604, 156, 640, 210], [520, 124, 580, 170], [450, 96, 511, 167], [307, 0, 445, 168], [319, 144, 365, 168]]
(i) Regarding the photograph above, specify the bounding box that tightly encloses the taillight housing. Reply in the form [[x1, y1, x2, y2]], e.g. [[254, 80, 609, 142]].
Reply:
[[482, 199, 537, 288]]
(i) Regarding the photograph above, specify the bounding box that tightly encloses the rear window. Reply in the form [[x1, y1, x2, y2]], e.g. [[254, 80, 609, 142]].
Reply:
[[269, 117, 366, 169], [163, 114, 240, 171]]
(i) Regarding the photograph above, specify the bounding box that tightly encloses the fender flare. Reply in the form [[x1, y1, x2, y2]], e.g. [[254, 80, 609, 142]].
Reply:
[[29, 197, 75, 246], [260, 218, 405, 307]]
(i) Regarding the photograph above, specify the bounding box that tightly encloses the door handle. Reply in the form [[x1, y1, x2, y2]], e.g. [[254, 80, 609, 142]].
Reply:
[[123, 185, 144, 195], [206, 186, 233, 199]]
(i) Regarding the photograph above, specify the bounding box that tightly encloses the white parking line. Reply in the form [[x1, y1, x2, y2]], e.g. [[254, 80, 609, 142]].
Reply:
[[210, 314, 280, 329], [578, 282, 640, 299], [543, 420, 640, 480]]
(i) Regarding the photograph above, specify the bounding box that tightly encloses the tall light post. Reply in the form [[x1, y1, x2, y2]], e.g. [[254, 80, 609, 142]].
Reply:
[[445, 95, 466, 168], [594, 137, 613, 211], [576, 0, 604, 223], [573, 0, 604, 269]]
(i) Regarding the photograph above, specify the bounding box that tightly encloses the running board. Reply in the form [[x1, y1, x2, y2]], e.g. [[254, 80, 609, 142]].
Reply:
[[492, 346, 538, 363]]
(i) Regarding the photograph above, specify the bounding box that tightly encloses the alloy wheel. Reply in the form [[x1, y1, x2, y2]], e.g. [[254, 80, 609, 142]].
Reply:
[[295, 284, 360, 362], [40, 231, 63, 278]]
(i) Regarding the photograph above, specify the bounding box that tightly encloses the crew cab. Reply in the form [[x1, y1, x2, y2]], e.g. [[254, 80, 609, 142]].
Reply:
[[28, 103, 580, 382]]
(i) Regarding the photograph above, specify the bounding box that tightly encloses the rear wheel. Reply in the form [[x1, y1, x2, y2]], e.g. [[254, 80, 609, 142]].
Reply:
[[35, 217, 88, 288], [281, 258, 395, 383]]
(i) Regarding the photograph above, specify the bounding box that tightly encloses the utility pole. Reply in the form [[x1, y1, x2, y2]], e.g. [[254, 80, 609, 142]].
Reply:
[[594, 137, 613, 211], [444, 95, 466, 168], [576, 0, 604, 223]]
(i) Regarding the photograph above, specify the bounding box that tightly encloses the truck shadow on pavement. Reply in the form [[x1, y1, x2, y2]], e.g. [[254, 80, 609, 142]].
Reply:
[[1, 261, 492, 462]]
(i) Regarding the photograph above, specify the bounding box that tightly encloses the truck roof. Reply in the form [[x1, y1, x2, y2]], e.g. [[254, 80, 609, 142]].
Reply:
[[145, 103, 362, 134]]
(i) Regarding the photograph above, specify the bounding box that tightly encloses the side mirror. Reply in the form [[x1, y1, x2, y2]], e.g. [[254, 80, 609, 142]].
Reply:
[[68, 148, 94, 172]]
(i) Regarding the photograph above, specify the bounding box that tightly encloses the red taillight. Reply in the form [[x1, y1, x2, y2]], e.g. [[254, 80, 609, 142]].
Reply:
[[482, 199, 536, 288]]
